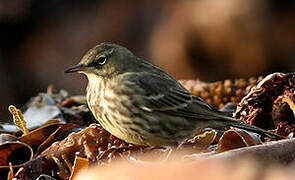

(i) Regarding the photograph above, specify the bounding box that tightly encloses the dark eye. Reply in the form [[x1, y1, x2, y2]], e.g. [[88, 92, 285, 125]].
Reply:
[[98, 56, 107, 65], [91, 56, 107, 66]]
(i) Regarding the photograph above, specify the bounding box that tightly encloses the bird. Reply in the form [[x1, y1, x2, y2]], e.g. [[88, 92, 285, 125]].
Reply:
[[65, 43, 283, 146]]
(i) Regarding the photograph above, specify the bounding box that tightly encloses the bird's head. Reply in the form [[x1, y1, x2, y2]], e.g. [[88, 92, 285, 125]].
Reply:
[[65, 43, 137, 78]]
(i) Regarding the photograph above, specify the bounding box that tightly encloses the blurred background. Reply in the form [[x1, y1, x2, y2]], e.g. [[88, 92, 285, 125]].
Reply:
[[0, 0, 295, 121]]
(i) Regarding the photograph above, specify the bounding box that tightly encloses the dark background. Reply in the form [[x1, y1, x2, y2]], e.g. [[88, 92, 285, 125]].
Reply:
[[1, 0, 295, 121]]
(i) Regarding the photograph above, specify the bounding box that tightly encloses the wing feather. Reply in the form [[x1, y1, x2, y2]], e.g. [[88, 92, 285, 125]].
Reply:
[[118, 72, 219, 120]]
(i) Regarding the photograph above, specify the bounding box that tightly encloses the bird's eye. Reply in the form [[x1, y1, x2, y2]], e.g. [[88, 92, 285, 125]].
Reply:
[[96, 56, 107, 65]]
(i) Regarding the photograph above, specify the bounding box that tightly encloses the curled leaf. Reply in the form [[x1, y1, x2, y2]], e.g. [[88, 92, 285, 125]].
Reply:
[[36, 123, 79, 155], [217, 128, 262, 153], [0, 141, 33, 167], [19, 123, 62, 149], [19, 123, 78, 153]]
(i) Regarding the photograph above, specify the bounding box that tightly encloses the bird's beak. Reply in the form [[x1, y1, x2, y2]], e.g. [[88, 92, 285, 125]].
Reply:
[[64, 64, 84, 73]]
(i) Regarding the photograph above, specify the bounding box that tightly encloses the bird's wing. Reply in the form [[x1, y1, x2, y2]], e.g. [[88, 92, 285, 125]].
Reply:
[[119, 73, 219, 120]]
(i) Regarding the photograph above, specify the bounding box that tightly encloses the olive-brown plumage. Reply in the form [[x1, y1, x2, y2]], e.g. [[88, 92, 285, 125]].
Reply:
[[65, 43, 283, 146]]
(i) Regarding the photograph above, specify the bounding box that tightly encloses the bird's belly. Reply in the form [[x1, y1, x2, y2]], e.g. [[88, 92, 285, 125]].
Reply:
[[86, 84, 144, 144], [88, 99, 196, 145], [86, 83, 200, 146]]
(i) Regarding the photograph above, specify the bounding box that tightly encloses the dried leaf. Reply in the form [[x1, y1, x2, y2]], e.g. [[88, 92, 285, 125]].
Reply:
[[36, 123, 79, 155], [43, 119, 62, 126], [0, 141, 33, 167], [8, 105, 29, 135], [217, 128, 262, 153], [187, 130, 217, 151], [0, 135, 32, 179], [19, 123, 62, 148], [69, 156, 89, 180], [40, 124, 144, 177]]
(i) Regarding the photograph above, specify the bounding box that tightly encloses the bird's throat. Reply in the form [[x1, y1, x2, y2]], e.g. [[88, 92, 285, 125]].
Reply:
[[84, 73, 103, 85], [85, 73, 105, 111]]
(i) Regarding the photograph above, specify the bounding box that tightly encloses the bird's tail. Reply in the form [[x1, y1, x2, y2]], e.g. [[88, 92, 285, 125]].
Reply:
[[214, 114, 285, 140]]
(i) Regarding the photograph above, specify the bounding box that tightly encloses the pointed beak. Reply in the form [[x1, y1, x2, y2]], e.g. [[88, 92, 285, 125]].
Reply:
[[64, 64, 84, 73]]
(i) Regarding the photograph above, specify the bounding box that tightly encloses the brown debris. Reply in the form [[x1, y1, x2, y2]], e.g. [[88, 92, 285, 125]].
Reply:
[[14, 156, 44, 180], [217, 128, 262, 153], [272, 90, 295, 128], [187, 130, 217, 152], [19, 123, 77, 152], [35, 123, 79, 155], [0, 142, 33, 167], [180, 77, 263, 108], [40, 124, 142, 178], [233, 73, 295, 133], [0, 134, 34, 170], [276, 122, 292, 137], [3, 74, 295, 179]]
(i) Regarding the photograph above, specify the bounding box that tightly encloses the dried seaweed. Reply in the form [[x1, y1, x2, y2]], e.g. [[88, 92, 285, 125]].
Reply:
[[217, 128, 262, 153], [39, 124, 131, 178], [180, 77, 263, 108], [2, 73, 295, 179], [234, 72, 295, 133], [8, 105, 29, 135]]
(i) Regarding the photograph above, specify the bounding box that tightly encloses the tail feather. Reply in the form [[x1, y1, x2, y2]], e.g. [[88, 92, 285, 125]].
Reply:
[[215, 114, 285, 140]]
